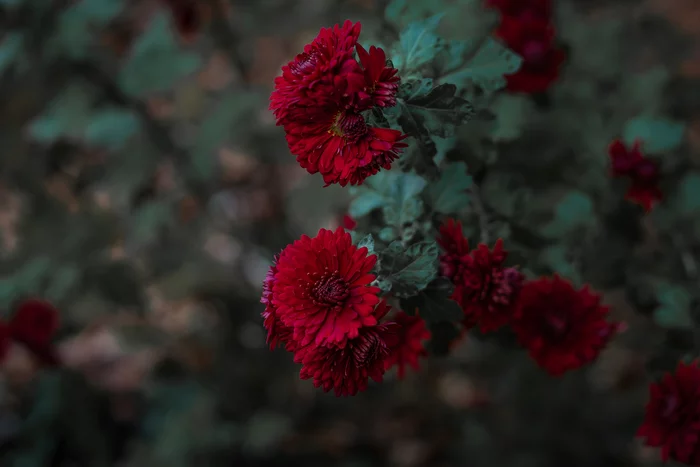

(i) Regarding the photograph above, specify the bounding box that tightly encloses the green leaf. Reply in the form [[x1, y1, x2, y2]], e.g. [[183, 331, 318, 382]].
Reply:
[[393, 81, 471, 177], [348, 191, 385, 218], [0, 33, 22, 75], [119, 13, 202, 97], [84, 108, 139, 149], [653, 283, 693, 329], [375, 277, 393, 293], [16, 257, 53, 294], [385, 0, 446, 26], [380, 173, 428, 227], [349, 170, 427, 226], [676, 173, 700, 215], [45, 264, 80, 301], [400, 277, 462, 324], [428, 161, 472, 214], [433, 135, 456, 165], [391, 14, 444, 74], [542, 191, 595, 238], [192, 91, 261, 181], [398, 82, 475, 138], [439, 38, 522, 95], [0, 257, 52, 308], [28, 85, 92, 142], [378, 227, 397, 242], [130, 201, 173, 245], [623, 116, 686, 154], [356, 234, 375, 256], [51, 0, 124, 59], [490, 94, 531, 141], [380, 240, 438, 298]]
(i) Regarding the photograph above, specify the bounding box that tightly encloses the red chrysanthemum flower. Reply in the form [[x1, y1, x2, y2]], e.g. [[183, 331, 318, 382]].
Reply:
[[436, 218, 470, 281], [342, 214, 357, 230], [496, 16, 566, 94], [6, 299, 61, 366], [270, 21, 365, 125], [295, 300, 399, 396], [261, 260, 298, 352], [285, 113, 408, 186], [270, 21, 407, 186], [608, 139, 644, 177], [512, 275, 623, 376], [10, 299, 60, 347], [384, 311, 431, 379], [437, 220, 523, 332], [485, 0, 552, 20], [637, 361, 700, 464], [267, 227, 381, 348], [356, 44, 400, 109], [608, 139, 662, 212]]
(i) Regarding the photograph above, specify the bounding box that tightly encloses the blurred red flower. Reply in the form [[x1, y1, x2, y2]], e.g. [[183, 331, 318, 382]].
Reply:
[[295, 301, 399, 396], [0, 299, 61, 366], [608, 139, 662, 212], [512, 275, 623, 376], [263, 227, 381, 349], [270, 21, 407, 186], [342, 214, 357, 230], [384, 311, 431, 379], [496, 16, 566, 94], [437, 219, 523, 332], [485, 0, 552, 20], [10, 299, 60, 348], [637, 361, 700, 464], [161, 0, 208, 43], [0, 322, 10, 362]]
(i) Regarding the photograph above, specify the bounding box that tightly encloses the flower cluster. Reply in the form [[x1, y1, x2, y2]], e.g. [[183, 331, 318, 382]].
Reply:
[[438, 218, 622, 375], [608, 139, 662, 212], [637, 361, 700, 464], [0, 299, 61, 366], [261, 228, 430, 396], [437, 219, 524, 333], [270, 21, 407, 187], [488, 0, 565, 94]]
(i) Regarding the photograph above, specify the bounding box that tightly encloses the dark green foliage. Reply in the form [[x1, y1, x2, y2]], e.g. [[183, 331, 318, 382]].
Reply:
[[356, 233, 376, 256], [378, 240, 438, 298], [119, 13, 201, 97], [349, 170, 427, 237], [428, 161, 472, 214], [398, 82, 475, 138], [437, 38, 523, 95], [400, 277, 462, 324]]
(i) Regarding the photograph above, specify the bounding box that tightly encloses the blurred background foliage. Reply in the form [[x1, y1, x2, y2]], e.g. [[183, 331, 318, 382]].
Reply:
[[0, 0, 699, 466]]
